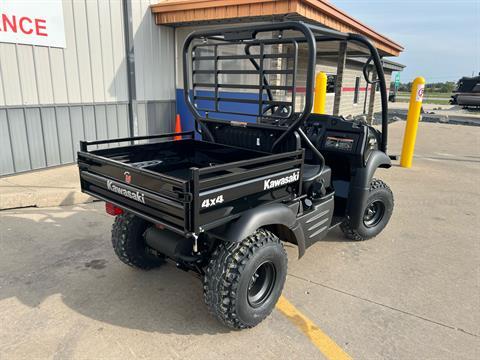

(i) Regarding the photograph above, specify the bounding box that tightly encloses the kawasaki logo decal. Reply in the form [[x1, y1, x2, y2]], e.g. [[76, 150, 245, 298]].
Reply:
[[107, 180, 145, 204], [264, 171, 299, 190]]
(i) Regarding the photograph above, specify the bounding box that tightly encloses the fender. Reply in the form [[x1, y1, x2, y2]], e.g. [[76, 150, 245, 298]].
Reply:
[[347, 150, 391, 228], [210, 203, 306, 258]]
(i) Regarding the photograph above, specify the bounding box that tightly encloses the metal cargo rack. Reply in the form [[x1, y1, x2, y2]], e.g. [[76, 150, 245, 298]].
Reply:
[[78, 131, 303, 236]]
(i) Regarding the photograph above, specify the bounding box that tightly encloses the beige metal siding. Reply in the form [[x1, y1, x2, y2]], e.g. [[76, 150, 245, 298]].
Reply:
[[0, 0, 176, 175], [339, 66, 366, 116], [296, 51, 393, 117], [0, 0, 130, 106], [0, 0, 179, 106], [293, 52, 337, 114], [34, 47, 54, 104], [0, 44, 22, 106], [133, 0, 175, 102], [110, 0, 130, 102]]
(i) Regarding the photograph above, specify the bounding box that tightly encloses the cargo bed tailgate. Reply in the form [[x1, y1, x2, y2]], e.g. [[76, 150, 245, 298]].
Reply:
[[78, 151, 192, 235]]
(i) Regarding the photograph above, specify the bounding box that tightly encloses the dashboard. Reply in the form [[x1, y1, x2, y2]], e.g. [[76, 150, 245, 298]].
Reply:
[[303, 114, 380, 167]]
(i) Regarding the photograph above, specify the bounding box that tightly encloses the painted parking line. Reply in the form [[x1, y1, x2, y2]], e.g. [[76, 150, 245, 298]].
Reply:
[[276, 296, 352, 360]]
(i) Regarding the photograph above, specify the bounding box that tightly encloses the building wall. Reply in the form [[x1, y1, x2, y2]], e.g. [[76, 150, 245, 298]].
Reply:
[[294, 54, 338, 114], [131, 0, 176, 137], [295, 50, 392, 117], [338, 65, 392, 116], [0, 0, 176, 176]]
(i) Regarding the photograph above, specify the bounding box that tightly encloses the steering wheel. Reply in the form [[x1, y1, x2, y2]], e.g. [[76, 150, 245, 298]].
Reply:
[[363, 56, 381, 85], [303, 119, 326, 150], [261, 104, 293, 126], [262, 104, 292, 117]]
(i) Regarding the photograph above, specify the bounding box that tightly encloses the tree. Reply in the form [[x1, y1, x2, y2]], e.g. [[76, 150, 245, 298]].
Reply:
[[393, 81, 456, 94]]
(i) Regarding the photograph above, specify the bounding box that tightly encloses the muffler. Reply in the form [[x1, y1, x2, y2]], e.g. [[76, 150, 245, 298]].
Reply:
[[144, 226, 193, 260]]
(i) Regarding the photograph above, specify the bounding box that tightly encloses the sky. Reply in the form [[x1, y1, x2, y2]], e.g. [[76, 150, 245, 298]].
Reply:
[[330, 0, 480, 83]]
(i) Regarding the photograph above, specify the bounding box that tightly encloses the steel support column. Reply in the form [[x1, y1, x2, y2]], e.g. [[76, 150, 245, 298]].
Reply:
[[332, 41, 347, 116], [122, 0, 138, 137], [367, 72, 378, 124]]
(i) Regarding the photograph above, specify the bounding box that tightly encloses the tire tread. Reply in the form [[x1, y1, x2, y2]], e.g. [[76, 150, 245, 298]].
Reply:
[[341, 178, 394, 241], [203, 229, 286, 329], [111, 213, 163, 269]]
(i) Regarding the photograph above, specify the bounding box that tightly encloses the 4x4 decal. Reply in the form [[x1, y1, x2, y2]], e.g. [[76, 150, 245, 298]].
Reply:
[[201, 195, 225, 208]]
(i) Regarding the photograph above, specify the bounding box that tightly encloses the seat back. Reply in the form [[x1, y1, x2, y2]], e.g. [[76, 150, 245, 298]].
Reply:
[[204, 124, 301, 153]]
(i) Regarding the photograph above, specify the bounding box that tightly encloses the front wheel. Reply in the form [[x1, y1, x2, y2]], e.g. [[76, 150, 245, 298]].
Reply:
[[341, 178, 394, 241], [203, 229, 287, 329]]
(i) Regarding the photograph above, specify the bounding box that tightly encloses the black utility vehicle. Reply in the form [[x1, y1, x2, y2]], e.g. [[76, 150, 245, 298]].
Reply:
[[450, 74, 480, 108], [78, 22, 394, 329]]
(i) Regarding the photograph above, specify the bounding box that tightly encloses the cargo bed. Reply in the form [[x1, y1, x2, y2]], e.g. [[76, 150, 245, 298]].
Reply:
[[78, 131, 303, 236]]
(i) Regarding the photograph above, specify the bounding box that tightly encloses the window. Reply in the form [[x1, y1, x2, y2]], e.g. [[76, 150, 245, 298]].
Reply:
[[353, 76, 360, 104], [472, 82, 480, 93], [327, 74, 337, 93]]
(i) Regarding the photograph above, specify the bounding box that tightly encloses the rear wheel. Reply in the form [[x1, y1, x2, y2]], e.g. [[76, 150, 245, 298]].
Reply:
[[341, 178, 394, 241], [111, 213, 164, 269], [203, 229, 287, 329]]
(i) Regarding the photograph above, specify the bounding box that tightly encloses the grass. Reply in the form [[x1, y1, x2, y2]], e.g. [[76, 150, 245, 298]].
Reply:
[[395, 91, 452, 105], [395, 98, 451, 105]]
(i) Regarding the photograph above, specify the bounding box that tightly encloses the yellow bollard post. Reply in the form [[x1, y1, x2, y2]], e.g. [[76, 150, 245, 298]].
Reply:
[[313, 72, 327, 114], [400, 76, 425, 168]]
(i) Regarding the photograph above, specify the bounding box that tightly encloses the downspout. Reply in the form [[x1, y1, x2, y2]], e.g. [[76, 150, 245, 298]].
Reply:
[[122, 0, 137, 138], [173, 26, 178, 132]]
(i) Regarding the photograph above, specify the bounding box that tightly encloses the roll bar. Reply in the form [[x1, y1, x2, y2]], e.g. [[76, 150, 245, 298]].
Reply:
[[182, 21, 389, 154], [347, 33, 389, 153]]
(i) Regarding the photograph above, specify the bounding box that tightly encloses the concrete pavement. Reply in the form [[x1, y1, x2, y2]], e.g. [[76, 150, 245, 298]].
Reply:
[[388, 103, 480, 126], [0, 121, 479, 359], [0, 165, 94, 210], [389, 102, 455, 111]]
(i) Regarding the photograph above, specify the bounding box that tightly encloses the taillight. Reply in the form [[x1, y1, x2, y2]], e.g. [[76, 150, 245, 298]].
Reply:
[[105, 202, 124, 216]]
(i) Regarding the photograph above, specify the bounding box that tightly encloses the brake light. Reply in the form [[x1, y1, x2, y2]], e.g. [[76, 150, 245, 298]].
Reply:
[[105, 202, 124, 216]]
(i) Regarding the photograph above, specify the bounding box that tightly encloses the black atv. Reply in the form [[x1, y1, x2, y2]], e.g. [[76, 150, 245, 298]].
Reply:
[[78, 22, 394, 329]]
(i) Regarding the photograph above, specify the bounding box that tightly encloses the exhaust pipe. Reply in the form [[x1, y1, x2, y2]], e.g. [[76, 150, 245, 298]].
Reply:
[[144, 226, 194, 260]]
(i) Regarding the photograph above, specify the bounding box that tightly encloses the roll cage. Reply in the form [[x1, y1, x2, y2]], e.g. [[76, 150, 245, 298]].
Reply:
[[182, 21, 389, 154]]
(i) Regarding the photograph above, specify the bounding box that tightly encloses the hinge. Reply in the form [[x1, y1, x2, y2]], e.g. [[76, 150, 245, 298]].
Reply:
[[175, 191, 193, 202]]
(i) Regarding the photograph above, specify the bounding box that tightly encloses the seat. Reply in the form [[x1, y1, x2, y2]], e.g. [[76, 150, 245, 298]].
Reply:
[[302, 164, 331, 197], [303, 164, 321, 180]]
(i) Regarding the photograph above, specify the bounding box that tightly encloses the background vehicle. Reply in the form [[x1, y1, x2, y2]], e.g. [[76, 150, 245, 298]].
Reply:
[[78, 22, 393, 329], [450, 74, 480, 108]]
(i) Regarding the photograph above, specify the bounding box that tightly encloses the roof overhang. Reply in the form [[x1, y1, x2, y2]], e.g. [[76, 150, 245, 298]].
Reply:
[[150, 0, 404, 57], [348, 57, 406, 72]]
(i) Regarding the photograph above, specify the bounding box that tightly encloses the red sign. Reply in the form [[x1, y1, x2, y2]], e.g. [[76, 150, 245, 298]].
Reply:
[[0, 14, 48, 36], [0, 1, 65, 48]]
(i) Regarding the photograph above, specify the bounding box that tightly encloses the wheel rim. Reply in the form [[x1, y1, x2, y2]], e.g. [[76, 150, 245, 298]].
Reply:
[[363, 200, 385, 228], [247, 261, 276, 308]]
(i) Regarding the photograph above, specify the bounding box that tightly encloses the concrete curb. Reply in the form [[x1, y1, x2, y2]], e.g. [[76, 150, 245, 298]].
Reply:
[[0, 165, 97, 211], [0, 188, 96, 210]]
